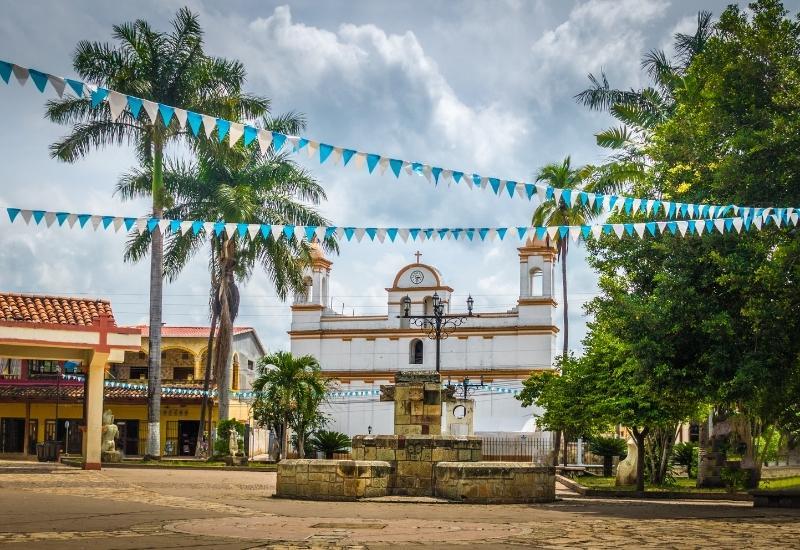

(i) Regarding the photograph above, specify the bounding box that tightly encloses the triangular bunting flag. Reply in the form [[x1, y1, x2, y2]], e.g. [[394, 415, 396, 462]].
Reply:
[[138, 99, 157, 124], [107, 91, 127, 121]]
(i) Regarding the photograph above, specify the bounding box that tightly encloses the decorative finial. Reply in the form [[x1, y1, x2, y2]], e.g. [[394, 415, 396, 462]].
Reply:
[[414, 250, 422, 263]]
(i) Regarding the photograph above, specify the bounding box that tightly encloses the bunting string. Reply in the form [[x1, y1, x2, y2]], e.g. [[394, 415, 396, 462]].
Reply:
[[60, 374, 521, 399], [1, 59, 794, 220], [5, 206, 798, 243]]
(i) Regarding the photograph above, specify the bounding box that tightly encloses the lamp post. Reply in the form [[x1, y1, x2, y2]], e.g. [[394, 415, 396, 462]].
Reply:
[[400, 292, 476, 373]]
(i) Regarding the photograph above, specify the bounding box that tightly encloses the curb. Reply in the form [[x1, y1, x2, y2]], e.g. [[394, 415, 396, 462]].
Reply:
[[60, 459, 275, 472]]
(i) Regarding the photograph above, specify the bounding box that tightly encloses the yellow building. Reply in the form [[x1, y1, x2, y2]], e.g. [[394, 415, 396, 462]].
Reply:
[[0, 292, 265, 461], [108, 325, 265, 456]]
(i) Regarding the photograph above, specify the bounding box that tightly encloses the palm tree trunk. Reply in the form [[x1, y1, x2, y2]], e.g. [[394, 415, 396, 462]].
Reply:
[[551, 239, 569, 468], [561, 240, 569, 358], [214, 238, 235, 421], [195, 307, 217, 457], [145, 140, 164, 460]]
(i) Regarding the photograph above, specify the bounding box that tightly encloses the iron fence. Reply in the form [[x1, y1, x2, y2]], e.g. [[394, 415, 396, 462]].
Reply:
[[479, 436, 603, 465]]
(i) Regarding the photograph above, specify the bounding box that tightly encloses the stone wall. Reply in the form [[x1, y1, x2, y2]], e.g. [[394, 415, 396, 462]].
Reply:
[[352, 435, 482, 496], [276, 459, 392, 500], [434, 462, 556, 503]]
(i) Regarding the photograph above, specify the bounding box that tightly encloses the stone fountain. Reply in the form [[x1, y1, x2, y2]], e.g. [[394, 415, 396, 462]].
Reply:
[[276, 372, 555, 503]]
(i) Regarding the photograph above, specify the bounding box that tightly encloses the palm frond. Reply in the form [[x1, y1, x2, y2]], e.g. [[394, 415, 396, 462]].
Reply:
[[574, 72, 646, 111], [674, 11, 714, 68], [596, 126, 635, 150]]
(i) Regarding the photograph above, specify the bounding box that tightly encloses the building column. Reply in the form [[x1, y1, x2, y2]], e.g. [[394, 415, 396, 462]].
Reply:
[[83, 352, 108, 470], [23, 401, 31, 456]]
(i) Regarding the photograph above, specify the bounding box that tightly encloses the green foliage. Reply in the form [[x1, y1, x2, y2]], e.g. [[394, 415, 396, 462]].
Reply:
[[721, 466, 748, 493], [517, 353, 609, 440], [589, 436, 628, 459], [309, 430, 352, 459], [573, 0, 800, 484], [214, 419, 245, 456], [251, 351, 333, 459], [673, 442, 699, 478]]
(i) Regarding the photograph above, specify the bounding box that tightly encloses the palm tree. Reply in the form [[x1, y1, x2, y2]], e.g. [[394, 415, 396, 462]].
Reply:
[[118, 114, 335, 422], [45, 8, 267, 459], [532, 156, 596, 466], [574, 11, 713, 194], [251, 351, 332, 460]]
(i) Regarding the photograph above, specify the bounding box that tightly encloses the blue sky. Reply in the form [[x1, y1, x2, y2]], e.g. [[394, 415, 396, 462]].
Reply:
[[0, 0, 782, 353]]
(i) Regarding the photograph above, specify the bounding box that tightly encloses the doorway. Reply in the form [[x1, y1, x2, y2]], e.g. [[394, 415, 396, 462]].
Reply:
[[45, 419, 83, 454], [178, 420, 199, 456], [0, 418, 25, 453]]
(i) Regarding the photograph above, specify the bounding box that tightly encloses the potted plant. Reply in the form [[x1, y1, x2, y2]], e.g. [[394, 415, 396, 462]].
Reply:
[[309, 430, 351, 459]]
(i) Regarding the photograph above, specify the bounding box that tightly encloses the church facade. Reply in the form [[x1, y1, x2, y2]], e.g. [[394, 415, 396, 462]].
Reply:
[[289, 240, 558, 436]]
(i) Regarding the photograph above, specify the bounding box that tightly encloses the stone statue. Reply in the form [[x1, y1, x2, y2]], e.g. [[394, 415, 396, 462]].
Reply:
[[229, 429, 239, 456], [101, 409, 118, 452], [100, 409, 122, 463], [615, 438, 638, 486]]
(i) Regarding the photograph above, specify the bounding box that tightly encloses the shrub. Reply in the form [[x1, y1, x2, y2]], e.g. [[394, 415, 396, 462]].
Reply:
[[673, 442, 698, 478], [309, 430, 351, 459], [589, 436, 627, 477], [721, 466, 747, 493]]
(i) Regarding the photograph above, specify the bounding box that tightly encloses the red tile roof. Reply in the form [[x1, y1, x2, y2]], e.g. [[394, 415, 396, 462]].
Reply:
[[134, 325, 255, 338], [0, 293, 115, 326]]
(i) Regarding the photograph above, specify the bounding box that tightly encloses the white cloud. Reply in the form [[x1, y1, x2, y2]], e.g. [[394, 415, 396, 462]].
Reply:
[[215, 5, 527, 170], [530, 0, 670, 104]]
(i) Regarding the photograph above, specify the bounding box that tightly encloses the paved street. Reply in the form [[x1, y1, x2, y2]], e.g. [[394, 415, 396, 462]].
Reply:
[[0, 460, 798, 549]]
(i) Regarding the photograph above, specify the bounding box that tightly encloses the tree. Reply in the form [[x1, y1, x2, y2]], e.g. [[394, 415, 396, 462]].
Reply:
[[309, 430, 351, 459], [580, 0, 800, 488], [530, 157, 598, 465], [119, 114, 334, 420], [251, 351, 332, 460], [517, 353, 607, 467], [46, 8, 267, 459]]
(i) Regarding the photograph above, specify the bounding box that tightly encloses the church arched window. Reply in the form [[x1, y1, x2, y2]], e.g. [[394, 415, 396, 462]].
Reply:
[[303, 276, 313, 303], [410, 339, 423, 364], [530, 268, 543, 296]]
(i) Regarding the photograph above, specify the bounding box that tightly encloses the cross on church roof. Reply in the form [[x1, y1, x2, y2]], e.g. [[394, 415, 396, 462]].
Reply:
[[414, 251, 422, 263]]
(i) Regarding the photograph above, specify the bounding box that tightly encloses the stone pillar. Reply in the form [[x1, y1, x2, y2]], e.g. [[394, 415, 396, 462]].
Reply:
[[83, 352, 108, 470], [381, 372, 444, 435]]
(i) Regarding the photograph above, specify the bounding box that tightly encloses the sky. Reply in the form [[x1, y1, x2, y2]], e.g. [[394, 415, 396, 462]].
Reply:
[[0, 0, 788, 354]]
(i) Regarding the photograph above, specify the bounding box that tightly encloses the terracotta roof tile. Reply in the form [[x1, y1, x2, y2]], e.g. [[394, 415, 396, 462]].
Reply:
[[0, 293, 115, 327]]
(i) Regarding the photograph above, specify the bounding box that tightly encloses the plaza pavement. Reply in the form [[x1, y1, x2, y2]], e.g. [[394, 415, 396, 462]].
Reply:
[[0, 460, 798, 549]]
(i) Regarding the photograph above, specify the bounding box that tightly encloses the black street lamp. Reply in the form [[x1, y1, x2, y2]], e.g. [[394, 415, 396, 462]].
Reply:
[[400, 292, 476, 373]]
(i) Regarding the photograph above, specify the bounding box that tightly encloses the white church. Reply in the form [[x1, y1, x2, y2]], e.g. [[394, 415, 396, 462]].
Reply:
[[289, 239, 558, 436]]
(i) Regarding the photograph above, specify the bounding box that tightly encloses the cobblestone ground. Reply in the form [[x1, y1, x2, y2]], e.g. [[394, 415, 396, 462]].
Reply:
[[0, 460, 798, 549]]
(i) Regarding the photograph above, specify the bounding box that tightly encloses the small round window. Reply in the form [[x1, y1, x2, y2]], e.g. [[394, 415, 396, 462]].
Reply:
[[452, 405, 467, 419]]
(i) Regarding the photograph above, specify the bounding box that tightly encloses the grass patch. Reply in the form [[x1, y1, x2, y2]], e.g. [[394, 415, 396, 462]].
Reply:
[[759, 476, 800, 490], [575, 475, 729, 493]]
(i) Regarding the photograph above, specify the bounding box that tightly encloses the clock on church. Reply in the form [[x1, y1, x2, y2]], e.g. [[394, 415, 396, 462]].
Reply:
[[409, 270, 424, 284]]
